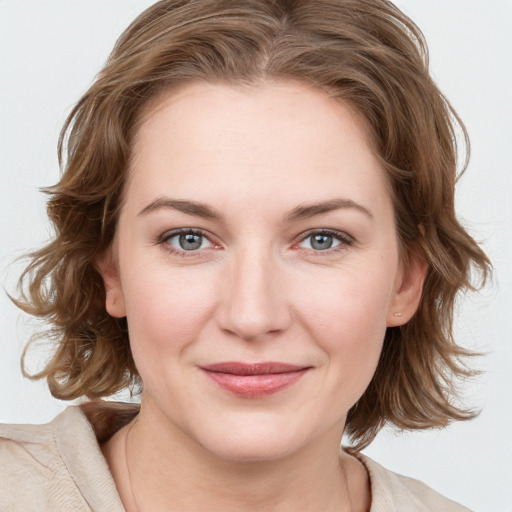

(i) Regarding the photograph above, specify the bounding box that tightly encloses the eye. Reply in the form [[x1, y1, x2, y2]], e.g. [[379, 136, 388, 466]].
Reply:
[[160, 228, 215, 255], [297, 230, 353, 252]]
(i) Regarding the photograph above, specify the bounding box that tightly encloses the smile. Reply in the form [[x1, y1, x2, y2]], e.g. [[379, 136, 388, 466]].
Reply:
[[200, 362, 310, 398]]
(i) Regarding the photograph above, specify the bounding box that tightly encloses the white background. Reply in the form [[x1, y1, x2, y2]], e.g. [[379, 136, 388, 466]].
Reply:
[[0, 1, 510, 510]]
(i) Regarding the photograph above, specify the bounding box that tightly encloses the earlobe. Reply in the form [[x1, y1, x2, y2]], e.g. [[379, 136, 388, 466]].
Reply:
[[387, 251, 427, 327], [96, 250, 127, 318]]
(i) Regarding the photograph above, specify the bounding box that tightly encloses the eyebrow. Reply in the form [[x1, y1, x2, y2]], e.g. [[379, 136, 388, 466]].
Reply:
[[138, 198, 222, 219], [283, 198, 373, 222], [138, 197, 373, 222]]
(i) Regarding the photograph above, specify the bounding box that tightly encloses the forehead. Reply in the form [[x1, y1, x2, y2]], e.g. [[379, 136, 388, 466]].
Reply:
[[134, 80, 374, 159], [126, 80, 391, 218]]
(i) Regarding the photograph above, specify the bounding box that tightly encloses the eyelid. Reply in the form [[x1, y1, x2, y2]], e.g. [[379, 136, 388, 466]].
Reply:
[[294, 228, 354, 253], [156, 227, 354, 258], [158, 228, 220, 257]]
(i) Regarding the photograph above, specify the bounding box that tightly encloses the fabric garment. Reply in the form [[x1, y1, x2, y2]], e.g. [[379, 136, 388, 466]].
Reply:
[[0, 403, 472, 512]]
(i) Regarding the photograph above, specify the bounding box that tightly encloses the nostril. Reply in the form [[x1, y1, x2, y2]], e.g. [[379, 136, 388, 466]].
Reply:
[[217, 298, 292, 341]]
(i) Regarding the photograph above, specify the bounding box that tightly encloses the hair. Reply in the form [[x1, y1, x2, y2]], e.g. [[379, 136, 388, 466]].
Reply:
[[14, 0, 490, 450]]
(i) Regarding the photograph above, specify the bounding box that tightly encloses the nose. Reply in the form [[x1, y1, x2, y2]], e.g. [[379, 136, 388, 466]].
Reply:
[[216, 246, 292, 341]]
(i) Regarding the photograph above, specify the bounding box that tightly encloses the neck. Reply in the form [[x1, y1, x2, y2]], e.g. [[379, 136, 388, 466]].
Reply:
[[103, 399, 368, 512]]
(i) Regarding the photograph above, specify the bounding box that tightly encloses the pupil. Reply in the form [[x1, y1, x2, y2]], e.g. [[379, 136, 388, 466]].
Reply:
[[179, 233, 202, 250], [312, 234, 332, 250]]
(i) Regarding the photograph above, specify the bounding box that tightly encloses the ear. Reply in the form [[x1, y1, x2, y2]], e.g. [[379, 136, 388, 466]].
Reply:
[[96, 249, 126, 318], [386, 250, 427, 327]]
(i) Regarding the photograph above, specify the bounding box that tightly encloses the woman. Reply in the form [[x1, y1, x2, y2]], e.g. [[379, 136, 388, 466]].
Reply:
[[0, 0, 491, 510]]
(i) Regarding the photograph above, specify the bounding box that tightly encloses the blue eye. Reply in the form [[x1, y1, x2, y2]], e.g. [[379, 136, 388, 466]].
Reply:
[[158, 228, 352, 258], [162, 229, 214, 253], [298, 230, 352, 252]]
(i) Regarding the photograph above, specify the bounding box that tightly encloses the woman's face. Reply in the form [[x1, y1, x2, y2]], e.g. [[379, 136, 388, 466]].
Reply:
[[102, 81, 423, 460]]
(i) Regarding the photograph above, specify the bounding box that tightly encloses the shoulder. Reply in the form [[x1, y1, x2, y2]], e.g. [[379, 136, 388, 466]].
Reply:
[[0, 407, 92, 511], [0, 405, 127, 512], [355, 453, 473, 512]]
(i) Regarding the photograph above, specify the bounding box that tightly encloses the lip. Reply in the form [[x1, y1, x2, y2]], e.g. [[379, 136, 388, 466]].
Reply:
[[200, 362, 310, 397]]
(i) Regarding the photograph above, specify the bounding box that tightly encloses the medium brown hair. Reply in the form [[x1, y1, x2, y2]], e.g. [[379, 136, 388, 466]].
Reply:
[[15, 0, 490, 449]]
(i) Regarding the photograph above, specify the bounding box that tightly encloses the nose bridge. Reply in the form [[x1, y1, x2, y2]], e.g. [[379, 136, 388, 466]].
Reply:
[[218, 242, 290, 341]]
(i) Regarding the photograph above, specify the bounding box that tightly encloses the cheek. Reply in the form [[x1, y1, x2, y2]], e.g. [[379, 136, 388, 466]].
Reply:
[[121, 263, 218, 355], [297, 263, 395, 391], [300, 260, 394, 334]]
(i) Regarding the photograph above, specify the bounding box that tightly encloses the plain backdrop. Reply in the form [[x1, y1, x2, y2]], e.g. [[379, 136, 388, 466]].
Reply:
[[1, 1, 511, 511]]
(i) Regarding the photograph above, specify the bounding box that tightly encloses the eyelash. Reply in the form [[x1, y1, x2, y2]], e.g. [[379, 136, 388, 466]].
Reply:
[[297, 229, 354, 256], [157, 228, 354, 258], [158, 228, 218, 258]]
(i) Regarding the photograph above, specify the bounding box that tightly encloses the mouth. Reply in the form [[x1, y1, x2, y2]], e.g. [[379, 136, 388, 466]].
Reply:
[[200, 362, 311, 397]]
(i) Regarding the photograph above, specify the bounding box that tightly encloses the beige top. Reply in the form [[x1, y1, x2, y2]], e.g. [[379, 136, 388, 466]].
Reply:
[[0, 403, 472, 512]]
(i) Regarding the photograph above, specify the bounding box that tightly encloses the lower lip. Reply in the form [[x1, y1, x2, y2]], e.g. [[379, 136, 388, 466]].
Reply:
[[202, 369, 309, 397]]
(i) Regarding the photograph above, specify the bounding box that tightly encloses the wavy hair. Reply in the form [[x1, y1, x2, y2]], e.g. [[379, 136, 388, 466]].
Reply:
[[14, 0, 490, 450]]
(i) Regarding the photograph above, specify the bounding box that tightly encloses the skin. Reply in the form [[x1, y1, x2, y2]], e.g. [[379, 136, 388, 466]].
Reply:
[[100, 81, 425, 511]]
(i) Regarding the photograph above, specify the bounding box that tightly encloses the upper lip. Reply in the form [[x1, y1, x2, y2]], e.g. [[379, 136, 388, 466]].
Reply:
[[200, 362, 309, 375]]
